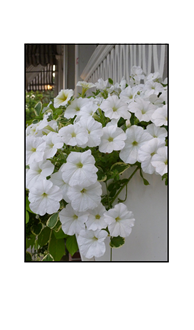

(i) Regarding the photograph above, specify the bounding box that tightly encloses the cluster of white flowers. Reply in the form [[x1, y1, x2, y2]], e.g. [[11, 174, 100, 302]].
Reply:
[[26, 66, 168, 260]]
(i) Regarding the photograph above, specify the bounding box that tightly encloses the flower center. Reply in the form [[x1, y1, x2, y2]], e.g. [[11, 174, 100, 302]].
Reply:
[[49, 143, 54, 148], [95, 214, 101, 220], [108, 137, 113, 142], [37, 168, 42, 174], [75, 106, 80, 111], [151, 152, 156, 157], [59, 94, 68, 102], [141, 109, 146, 114], [80, 188, 86, 194], [73, 215, 78, 220], [115, 216, 121, 222], [93, 236, 98, 241], [31, 147, 36, 152], [76, 162, 83, 168], [71, 132, 76, 137], [129, 94, 133, 99], [42, 192, 48, 198], [112, 106, 118, 112], [164, 159, 168, 165], [132, 141, 138, 146]]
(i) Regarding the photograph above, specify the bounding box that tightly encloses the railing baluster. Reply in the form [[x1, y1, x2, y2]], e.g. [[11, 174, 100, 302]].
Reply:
[[133, 45, 136, 66], [153, 44, 159, 73], [125, 44, 129, 83], [147, 44, 152, 74], [130, 45, 133, 76], [159, 44, 165, 78]]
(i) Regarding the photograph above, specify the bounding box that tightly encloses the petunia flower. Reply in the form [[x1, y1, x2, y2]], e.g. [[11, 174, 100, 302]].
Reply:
[[151, 105, 167, 126], [100, 95, 131, 120], [146, 123, 167, 142], [99, 125, 127, 153], [50, 165, 71, 203], [61, 150, 98, 187], [85, 204, 107, 231], [77, 229, 108, 259], [138, 139, 165, 174], [26, 160, 54, 189], [77, 117, 103, 147], [64, 98, 90, 119], [26, 135, 46, 165], [58, 123, 88, 146], [28, 179, 63, 216], [95, 78, 108, 90], [54, 89, 74, 108], [119, 125, 152, 164], [67, 182, 102, 212], [128, 97, 156, 122], [42, 132, 63, 159], [59, 204, 88, 236], [104, 203, 135, 237], [120, 86, 138, 104], [151, 146, 168, 176], [76, 99, 98, 120]]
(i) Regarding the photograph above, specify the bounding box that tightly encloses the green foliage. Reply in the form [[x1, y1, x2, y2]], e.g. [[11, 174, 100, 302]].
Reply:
[[48, 231, 66, 261], [26, 251, 32, 261], [66, 235, 78, 256], [42, 253, 54, 261], [46, 213, 59, 229], [37, 227, 51, 247], [110, 236, 125, 248], [139, 168, 150, 186]]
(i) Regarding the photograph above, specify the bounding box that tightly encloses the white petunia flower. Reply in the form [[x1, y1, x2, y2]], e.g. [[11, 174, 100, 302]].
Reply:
[[95, 78, 108, 90], [76, 81, 96, 89], [129, 66, 145, 85], [100, 95, 131, 120], [151, 105, 167, 126], [99, 125, 126, 153], [120, 86, 138, 104], [58, 123, 88, 146], [146, 123, 167, 142], [119, 125, 152, 164], [143, 81, 164, 96], [77, 229, 108, 259], [86, 204, 107, 231], [128, 97, 156, 122], [50, 165, 71, 203], [61, 150, 98, 187], [76, 99, 98, 120], [104, 203, 135, 238], [64, 98, 90, 119], [77, 117, 103, 147], [145, 72, 163, 83], [26, 160, 54, 189], [59, 204, 88, 236], [67, 182, 102, 212], [151, 146, 168, 176], [54, 89, 73, 108], [138, 139, 165, 174], [42, 132, 63, 159], [26, 135, 46, 165], [28, 179, 62, 216]]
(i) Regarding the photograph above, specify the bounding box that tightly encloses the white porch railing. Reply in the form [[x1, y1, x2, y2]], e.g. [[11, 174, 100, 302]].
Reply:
[[80, 44, 168, 84]]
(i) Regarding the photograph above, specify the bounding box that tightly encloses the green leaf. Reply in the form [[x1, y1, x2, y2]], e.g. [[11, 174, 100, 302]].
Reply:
[[110, 162, 130, 175], [108, 78, 113, 85], [31, 222, 43, 236], [26, 251, 32, 261], [42, 253, 54, 261], [54, 227, 68, 239], [26, 195, 35, 214], [26, 210, 29, 224], [46, 213, 59, 229], [110, 236, 125, 248], [162, 173, 168, 185], [26, 234, 36, 249], [34, 101, 42, 115], [66, 235, 78, 256], [37, 227, 51, 247], [97, 167, 107, 182], [48, 232, 65, 261]]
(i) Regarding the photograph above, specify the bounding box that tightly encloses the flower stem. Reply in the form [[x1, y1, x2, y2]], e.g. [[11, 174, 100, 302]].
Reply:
[[110, 241, 113, 262], [111, 166, 139, 205]]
